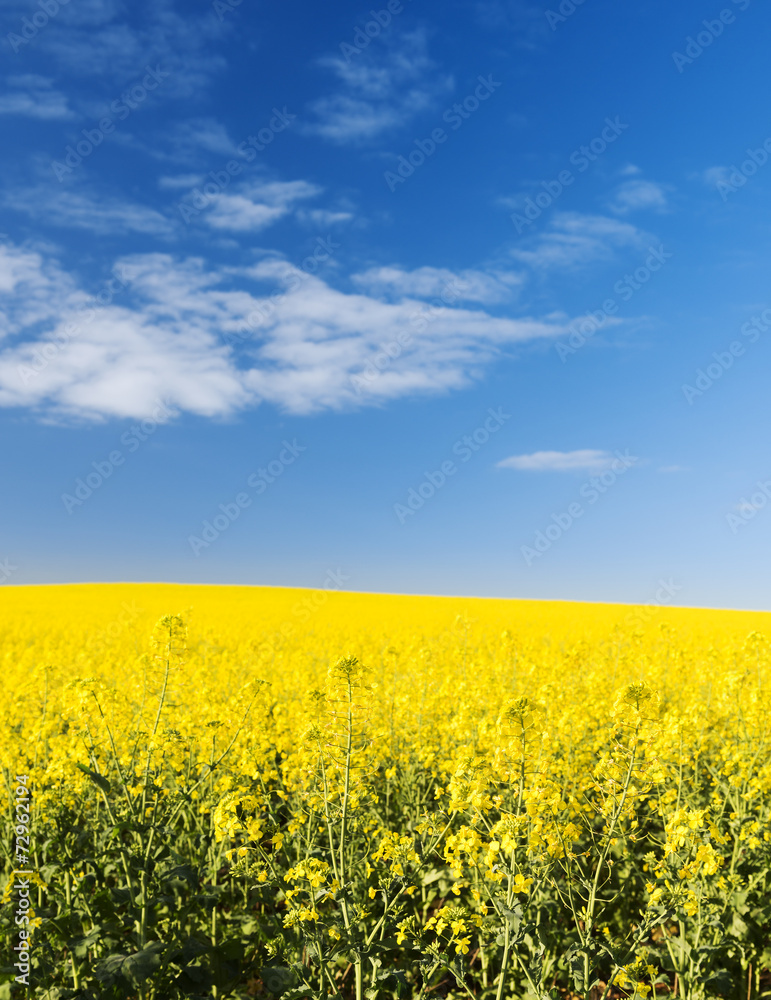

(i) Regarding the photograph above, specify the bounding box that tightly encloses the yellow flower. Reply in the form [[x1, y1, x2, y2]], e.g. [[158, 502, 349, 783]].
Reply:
[[454, 936, 471, 955]]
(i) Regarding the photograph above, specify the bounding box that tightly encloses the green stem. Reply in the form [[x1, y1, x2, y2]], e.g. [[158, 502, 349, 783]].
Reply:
[[495, 865, 515, 1000], [211, 905, 219, 998], [582, 735, 638, 999], [64, 871, 81, 991], [415, 958, 442, 1000]]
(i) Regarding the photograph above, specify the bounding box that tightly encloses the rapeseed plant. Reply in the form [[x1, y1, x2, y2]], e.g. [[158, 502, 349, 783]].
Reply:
[[0, 584, 769, 998]]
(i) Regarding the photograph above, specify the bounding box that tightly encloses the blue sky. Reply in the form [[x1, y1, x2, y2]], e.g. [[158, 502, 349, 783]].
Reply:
[[2, 0, 771, 608]]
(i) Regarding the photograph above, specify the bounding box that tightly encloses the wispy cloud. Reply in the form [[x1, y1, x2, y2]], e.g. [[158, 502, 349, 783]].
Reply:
[[158, 173, 205, 190], [509, 212, 646, 270], [297, 208, 355, 227], [0, 242, 80, 333], [497, 449, 616, 471], [304, 30, 453, 144], [607, 176, 669, 215], [0, 76, 75, 120], [703, 166, 731, 189], [0, 242, 579, 422], [164, 118, 238, 160], [0, 0, 225, 99], [2, 188, 174, 236], [352, 265, 523, 304], [203, 180, 322, 232]]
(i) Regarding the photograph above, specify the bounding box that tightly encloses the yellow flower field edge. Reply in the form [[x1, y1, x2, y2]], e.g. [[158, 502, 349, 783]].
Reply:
[[1, 584, 770, 1000]]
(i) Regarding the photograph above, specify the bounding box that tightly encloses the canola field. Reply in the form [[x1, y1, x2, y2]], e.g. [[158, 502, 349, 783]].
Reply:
[[1, 584, 770, 1000]]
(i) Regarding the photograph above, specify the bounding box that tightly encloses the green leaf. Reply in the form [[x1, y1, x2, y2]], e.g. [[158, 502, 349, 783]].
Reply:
[[181, 937, 211, 962], [94, 941, 164, 987], [123, 941, 165, 985], [179, 963, 208, 984], [67, 926, 101, 959], [76, 763, 111, 793], [161, 863, 200, 888], [261, 964, 299, 996], [501, 904, 524, 933], [702, 967, 733, 993]]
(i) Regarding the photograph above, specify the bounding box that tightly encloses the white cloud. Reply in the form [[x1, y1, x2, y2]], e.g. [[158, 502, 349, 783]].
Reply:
[[204, 180, 322, 232], [703, 166, 731, 189], [0, 243, 80, 334], [297, 208, 355, 227], [305, 30, 453, 144], [0, 76, 75, 120], [3, 188, 174, 236], [497, 449, 615, 472], [166, 118, 237, 159], [608, 178, 669, 215], [0, 2, 226, 98], [5, 175, 323, 239], [510, 212, 646, 270], [158, 173, 204, 189], [205, 199, 287, 233], [352, 265, 523, 304], [0, 242, 577, 422]]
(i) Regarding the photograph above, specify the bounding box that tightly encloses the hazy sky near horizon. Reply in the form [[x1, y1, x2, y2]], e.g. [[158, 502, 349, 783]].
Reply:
[[2, 0, 771, 608]]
